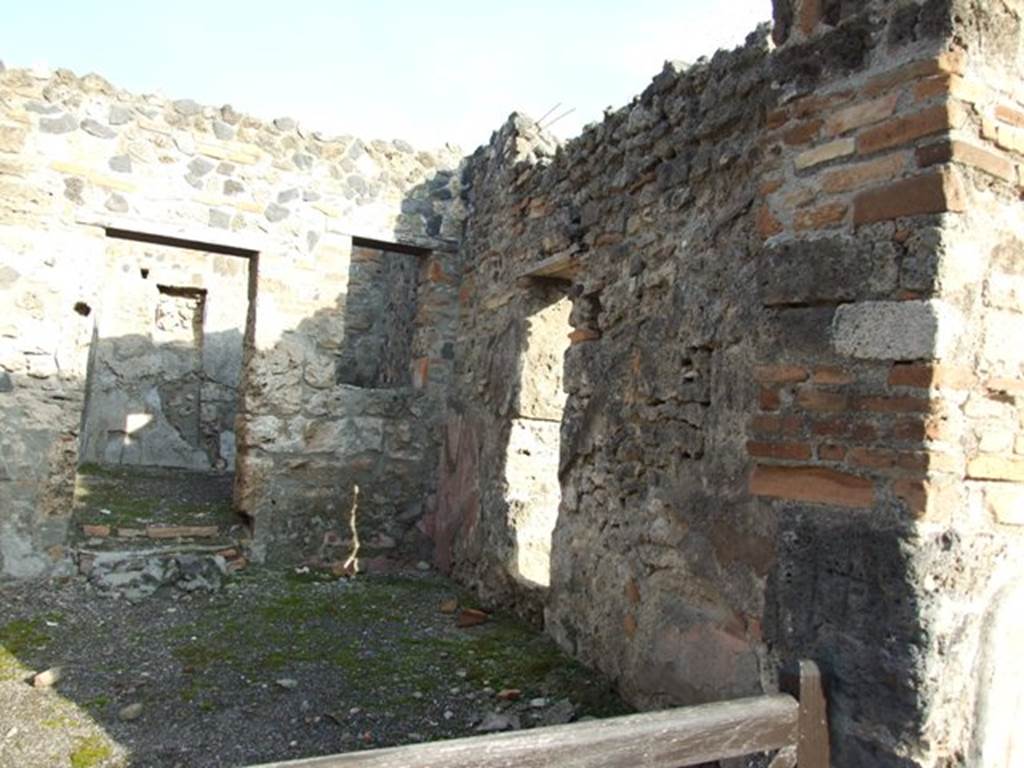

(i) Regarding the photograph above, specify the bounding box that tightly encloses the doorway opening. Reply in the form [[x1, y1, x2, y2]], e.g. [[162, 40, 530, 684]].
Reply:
[[504, 282, 572, 588], [73, 227, 256, 558]]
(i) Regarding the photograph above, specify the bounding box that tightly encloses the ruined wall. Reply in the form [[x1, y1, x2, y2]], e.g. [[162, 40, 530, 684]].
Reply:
[[0, 65, 466, 576], [440, 1, 1024, 765]]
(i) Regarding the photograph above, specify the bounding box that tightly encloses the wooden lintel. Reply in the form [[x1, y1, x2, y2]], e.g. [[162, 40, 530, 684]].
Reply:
[[519, 252, 580, 281]]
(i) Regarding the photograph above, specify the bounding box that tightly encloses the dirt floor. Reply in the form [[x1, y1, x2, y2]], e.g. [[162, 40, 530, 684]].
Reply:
[[0, 565, 631, 768]]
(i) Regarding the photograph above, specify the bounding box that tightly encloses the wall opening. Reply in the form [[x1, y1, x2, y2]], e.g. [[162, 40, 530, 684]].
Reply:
[[505, 281, 572, 588], [335, 239, 423, 389], [79, 233, 253, 473]]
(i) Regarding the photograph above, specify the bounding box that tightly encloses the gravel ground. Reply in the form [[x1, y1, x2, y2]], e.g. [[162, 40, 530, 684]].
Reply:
[[0, 567, 630, 768]]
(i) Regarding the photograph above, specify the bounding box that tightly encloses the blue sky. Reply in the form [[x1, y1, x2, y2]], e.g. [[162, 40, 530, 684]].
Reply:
[[3, 1, 770, 150]]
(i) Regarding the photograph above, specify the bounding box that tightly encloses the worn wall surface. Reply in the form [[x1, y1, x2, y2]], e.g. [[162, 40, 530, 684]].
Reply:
[[438, 1, 1024, 765], [0, 65, 466, 576]]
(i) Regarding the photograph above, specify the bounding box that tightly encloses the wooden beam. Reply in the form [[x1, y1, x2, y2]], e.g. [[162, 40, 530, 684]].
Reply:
[[248, 694, 798, 768], [798, 660, 830, 768], [519, 251, 579, 281]]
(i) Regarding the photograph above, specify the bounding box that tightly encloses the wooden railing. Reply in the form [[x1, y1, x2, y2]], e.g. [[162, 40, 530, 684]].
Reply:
[[250, 660, 828, 768]]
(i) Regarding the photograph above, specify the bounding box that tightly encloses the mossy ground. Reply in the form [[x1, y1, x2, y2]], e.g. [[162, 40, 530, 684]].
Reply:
[[0, 567, 630, 767], [72, 464, 240, 531]]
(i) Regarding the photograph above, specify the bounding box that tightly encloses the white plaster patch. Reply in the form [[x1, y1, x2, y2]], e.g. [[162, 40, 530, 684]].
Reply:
[[832, 300, 962, 360]]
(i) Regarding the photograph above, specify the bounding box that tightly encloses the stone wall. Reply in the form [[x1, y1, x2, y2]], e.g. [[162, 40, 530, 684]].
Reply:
[[0, 65, 466, 576], [437, 1, 1024, 765]]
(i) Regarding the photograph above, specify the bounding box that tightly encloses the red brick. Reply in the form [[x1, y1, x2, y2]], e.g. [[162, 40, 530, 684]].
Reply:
[[789, 89, 855, 119], [794, 202, 848, 231], [887, 362, 975, 389], [766, 109, 789, 131], [888, 363, 935, 388], [889, 418, 927, 442], [760, 387, 781, 411], [751, 414, 804, 436], [568, 328, 601, 345], [755, 365, 809, 384], [825, 93, 900, 137], [756, 206, 784, 239], [820, 153, 906, 194], [797, 0, 822, 36], [797, 388, 849, 412], [853, 169, 967, 226], [749, 465, 875, 508], [848, 447, 929, 473], [851, 423, 879, 443], [747, 441, 813, 461], [893, 478, 927, 518], [783, 118, 823, 146], [812, 366, 854, 385], [996, 104, 1024, 129], [857, 104, 963, 156], [812, 418, 848, 437], [854, 395, 932, 413], [916, 139, 1017, 183], [412, 357, 430, 388], [864, 53, 967, 98], [818, 444, 847, 461], [147, 525, 220, 539]]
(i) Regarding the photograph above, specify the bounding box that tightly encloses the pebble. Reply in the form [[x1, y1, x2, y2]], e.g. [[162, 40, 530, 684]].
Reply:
[[119, 703, 144, 721], [32, 667, 62, 688], [529, 697, 549, 708], [275, 678, 298, 690], [476, 712, 520, 733]]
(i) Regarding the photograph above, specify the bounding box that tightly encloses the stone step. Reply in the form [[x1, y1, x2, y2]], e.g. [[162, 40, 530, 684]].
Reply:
[[80, 522, 225, 540], [74, 544, 250, 601]]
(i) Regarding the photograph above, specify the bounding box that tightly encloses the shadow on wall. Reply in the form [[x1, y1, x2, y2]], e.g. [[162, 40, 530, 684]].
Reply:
[[431, 276, 571, 620], [231, 231, 460, 566]]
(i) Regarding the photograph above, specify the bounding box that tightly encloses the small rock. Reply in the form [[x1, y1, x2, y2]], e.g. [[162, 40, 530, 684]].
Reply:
[[108, 105, 133, 125], [209, 209, 231, 229], [212, 120, 234, 140], [32, 667, 62, 688], [438, 598, 458, 614], [496, 688, 521, 701], [81, 119, 116, 139], [540, 699, 576, 726], [105, 193, 129, 213], [40, 114, 78, 134], [456, 608, 488, 628], [108, 154, 132, 173], [0, 372, 12, 393], [416, 561, 431, 572], [119, 702, 143, 721], [264, 203, 289, 223], [173, 99, 202, 116], [274, 117, 296, 131], [476, 712, 520, 733], [276, 678, 298, 690], [188, 157, 215, 176], [529, 697, 549, 709]]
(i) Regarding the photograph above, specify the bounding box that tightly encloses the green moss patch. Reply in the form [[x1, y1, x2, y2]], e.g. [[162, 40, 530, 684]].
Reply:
[[69, 735, 113, 768]]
